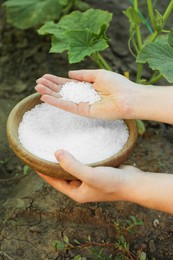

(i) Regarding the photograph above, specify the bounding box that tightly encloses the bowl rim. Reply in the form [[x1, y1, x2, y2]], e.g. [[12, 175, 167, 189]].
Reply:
[[6, 93, 138, 180]]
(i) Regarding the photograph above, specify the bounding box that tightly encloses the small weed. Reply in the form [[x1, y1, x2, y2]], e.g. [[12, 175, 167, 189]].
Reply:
[[114, 215, 144, 235], [23, 165, 30, 175], [52, 215, 146, 259]]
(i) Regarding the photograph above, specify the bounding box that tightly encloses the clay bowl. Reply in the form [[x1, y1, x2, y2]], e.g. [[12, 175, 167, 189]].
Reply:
[[6, 93, 138, 180]]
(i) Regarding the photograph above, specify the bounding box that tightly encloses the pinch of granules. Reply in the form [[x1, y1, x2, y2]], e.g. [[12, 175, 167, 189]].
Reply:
[[59, 81, 101, 105], [18, 103, 129, 164]]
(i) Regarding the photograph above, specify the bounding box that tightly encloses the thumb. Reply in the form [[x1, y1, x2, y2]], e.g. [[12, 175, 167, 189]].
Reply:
[[55, 149, 93, 181], [68, 69, 100, 83]]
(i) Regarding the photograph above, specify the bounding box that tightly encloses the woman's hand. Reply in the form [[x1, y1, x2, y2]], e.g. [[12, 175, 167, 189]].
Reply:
[[37, 149, 173, 214], [35, 69, 137, 120], [37, 149, 141, 203]]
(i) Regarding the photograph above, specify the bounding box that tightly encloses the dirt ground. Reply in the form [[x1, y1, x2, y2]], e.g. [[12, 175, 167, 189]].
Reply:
[[0, 0, 173, 259]]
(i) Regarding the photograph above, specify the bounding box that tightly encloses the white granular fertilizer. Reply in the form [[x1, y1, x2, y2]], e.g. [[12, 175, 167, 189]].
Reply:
[[59, 81, 101, 104], [18, 103, 129, 164]]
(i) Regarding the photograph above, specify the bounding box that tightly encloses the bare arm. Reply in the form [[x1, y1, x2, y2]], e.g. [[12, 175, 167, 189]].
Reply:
[[37, 150, 173, 214], [131, 84, 173, 124], [35, 69, 173, 124], [35, 69, 173, 214]]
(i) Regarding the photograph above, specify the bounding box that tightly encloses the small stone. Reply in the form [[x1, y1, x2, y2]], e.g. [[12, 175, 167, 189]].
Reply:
[[153, 218, 160, 228], [149, 239, 156, 253]]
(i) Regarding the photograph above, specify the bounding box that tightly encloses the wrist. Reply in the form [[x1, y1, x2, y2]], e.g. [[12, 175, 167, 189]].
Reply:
[[125, 83, 149, 120], [130, 84, 173, 124], [111, 167, 142, 202], [113, 167, 151, 205]]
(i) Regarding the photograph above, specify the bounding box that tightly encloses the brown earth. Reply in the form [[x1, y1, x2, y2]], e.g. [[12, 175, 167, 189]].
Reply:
[[0, 0, 173, 259]]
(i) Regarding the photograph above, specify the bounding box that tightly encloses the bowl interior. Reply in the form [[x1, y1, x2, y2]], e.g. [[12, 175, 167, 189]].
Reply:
[[7, 93, 138, 180]]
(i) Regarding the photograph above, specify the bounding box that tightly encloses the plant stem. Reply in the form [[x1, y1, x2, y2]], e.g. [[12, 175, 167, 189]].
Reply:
[[97, 53, 113, 71], [146, 73, 163, 85], [133, 0, 143, 83], [149, 30, 159, 42], [162, 0, 173, 26], [63, 0, 75, 14], [149, 0, 173, 42], [147, 0, 155, 29], [131, 35, 139, 54], [91, 53, 113, 71], [136, 63, 143, 83], [133, 0, 143, 50]]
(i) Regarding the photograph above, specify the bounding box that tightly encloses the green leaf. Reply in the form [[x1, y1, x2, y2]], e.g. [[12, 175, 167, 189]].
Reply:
[[168, 29, 173, 48], [129, 215, 137, 223], [154, 10, 164, 32], [23, 165, 30, 175], [63, 235, 69, 244], [66, 29, 108, 63], [123, 7, 143, 35], [3, 0, 69, 29], [137, 39, 173, 83], [136, 119, 145, 135], [75, 0, 90, 11], [38, 9, 112, 63], [39, 8, 112, 36], [74, 239, 81, 245], [74, 255, 82, 260], [54, 240, 65, 251], [123, 7, 143, 25], [139, 251, 147, 260]]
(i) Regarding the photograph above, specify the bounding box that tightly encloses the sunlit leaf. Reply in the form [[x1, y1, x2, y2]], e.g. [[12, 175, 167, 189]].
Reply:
[[66, 29, 108, 63], [38, 9, 112, 63], [137, 35, 173, 83]]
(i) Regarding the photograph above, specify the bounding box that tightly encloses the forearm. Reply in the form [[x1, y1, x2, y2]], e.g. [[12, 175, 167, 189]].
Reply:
[[121, 171, 173, 214], [131, 85, 173, 124]]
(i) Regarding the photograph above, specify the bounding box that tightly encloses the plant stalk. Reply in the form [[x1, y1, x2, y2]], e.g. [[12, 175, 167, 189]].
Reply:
[[146, 73, 163, 85], [147, 0, 155, 29], [149, 0, 173, 42], [162, 0, 173, 26], [131, 35, 139, 54], [63, 0, 75, 14], [133, 0, 143, 50], [133, 0, 143, 83], [91, 53, 113, 71], [136, 63, 143, 83]]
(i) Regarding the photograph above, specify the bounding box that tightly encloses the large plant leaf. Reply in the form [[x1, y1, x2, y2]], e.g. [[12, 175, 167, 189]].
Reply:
[[50, 25, 109, 62], [38, 9, 112, 63], [3, 0, 69, 29], [137, 35, 173, 83], [38, 21, 69, 53], [66, 29, 108, 63], [38, 9, 112, 36]]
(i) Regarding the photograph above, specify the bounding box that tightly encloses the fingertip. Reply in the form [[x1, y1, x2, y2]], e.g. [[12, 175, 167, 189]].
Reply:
[[55, 149, 65, 162], [68, 70, 78, 79], [40, 95, 45, 102]]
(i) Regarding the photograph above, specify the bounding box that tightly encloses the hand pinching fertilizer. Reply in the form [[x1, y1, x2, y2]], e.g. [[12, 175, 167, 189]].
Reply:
[[59, 81, 101, 104]]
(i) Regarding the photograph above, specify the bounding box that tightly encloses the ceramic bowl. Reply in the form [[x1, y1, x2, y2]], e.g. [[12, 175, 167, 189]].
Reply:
[[6, 93, 138, 180]]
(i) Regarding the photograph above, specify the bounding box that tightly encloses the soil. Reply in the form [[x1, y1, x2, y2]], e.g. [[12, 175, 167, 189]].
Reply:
[[0, 0, 173, 259]]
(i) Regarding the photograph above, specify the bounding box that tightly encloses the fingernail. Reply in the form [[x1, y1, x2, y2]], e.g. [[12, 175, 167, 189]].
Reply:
[[56, 150, 65, 161]]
